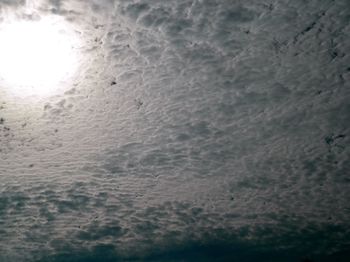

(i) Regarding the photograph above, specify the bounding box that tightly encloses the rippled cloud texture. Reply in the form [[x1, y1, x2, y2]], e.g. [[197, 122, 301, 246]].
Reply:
[[0, 0, 350, 261]]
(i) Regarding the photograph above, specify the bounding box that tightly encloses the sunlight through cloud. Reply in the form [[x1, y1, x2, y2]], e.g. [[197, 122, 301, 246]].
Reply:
[[0, 15, 81, 98]]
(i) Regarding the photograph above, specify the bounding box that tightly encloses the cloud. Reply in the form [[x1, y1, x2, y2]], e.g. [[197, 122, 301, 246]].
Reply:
[[0, 0, 350, 261], [0, 0, 25, 6]]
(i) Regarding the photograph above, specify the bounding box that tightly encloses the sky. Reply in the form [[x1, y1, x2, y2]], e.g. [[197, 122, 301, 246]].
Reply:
[[0, 0, 350, 261]]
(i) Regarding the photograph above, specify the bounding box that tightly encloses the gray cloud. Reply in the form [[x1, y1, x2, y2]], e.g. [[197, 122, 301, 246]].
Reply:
[[0, 0, 25, 6], [0, 0, 350, 261]]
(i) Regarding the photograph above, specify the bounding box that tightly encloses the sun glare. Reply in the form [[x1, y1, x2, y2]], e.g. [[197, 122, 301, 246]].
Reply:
[[0, 15, 80, 98]]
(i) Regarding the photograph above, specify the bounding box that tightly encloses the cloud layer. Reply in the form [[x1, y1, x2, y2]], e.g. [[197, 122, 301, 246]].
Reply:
[[0, 0, 349, 261]]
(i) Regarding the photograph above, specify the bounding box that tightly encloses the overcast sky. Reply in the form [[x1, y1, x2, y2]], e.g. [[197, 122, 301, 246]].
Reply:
[[0, 0, 349, 261]]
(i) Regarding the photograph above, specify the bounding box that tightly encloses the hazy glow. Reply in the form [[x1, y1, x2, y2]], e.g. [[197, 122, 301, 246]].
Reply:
[[0, 16, 80, 98]]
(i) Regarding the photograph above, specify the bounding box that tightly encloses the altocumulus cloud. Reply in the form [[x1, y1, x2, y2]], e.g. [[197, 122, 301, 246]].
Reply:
[[0, 0, 350, 261]]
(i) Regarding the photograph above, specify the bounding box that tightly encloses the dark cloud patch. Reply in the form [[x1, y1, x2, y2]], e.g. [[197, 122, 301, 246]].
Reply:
[[0, 0, 25, 7], [121, 2, 150, 20], [217, 5, 257, 25], [46, 0, 64, 14], [0, 191, 30, 215], [1, 182, 349, 261], [37, 226, 350, 262], [38, 244, 120, 262], [76, 222, 125, 241]]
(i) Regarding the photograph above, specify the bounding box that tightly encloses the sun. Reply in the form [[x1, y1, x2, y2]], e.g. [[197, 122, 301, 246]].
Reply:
[[0, 15, 81, 98]]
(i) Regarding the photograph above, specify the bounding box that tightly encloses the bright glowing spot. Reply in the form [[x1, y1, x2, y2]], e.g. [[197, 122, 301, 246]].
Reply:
[[0, 16, 80, 98]]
